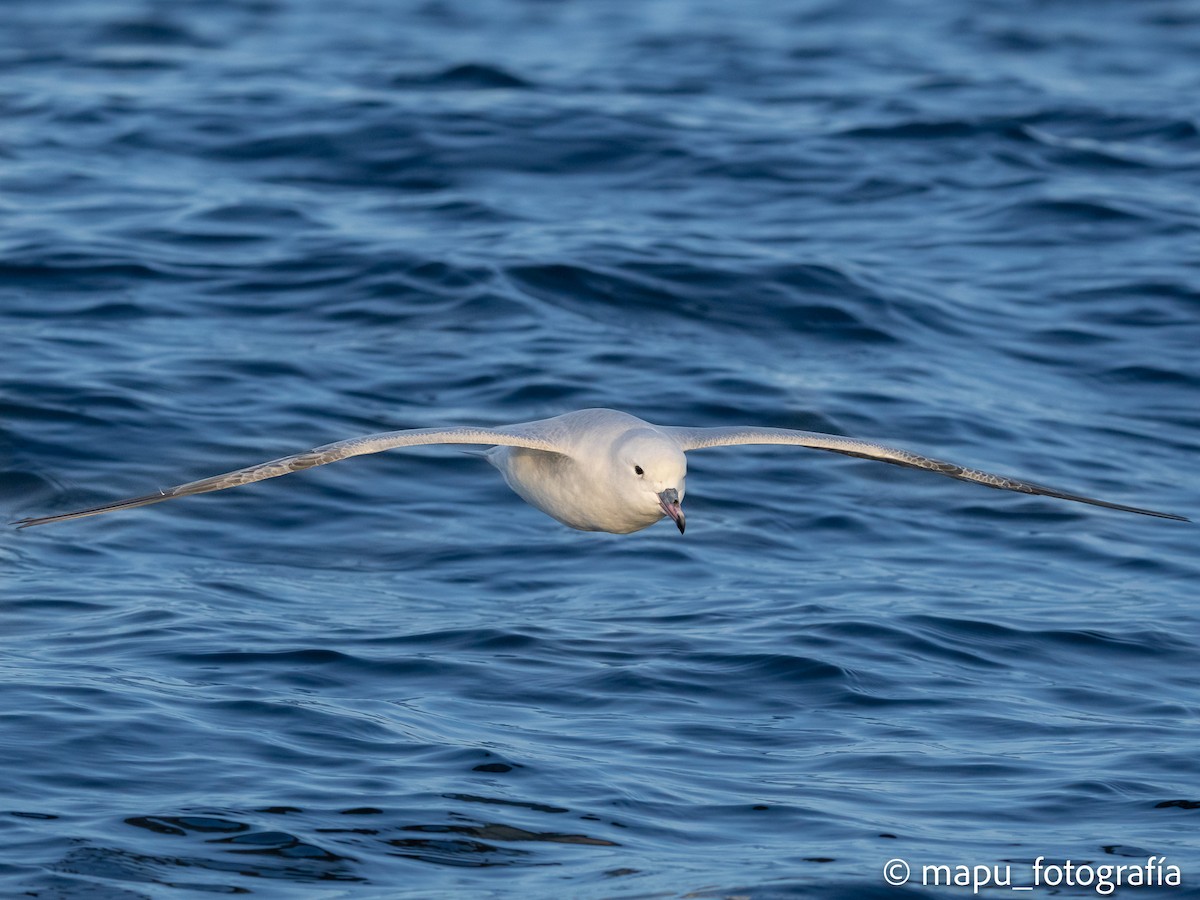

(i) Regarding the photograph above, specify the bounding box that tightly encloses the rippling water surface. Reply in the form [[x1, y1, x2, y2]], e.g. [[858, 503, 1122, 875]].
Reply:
[[4, 0, 1200, 897]]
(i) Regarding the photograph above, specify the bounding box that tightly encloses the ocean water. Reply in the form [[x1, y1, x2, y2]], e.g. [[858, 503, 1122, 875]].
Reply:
[[3, 0, 1200, 897]]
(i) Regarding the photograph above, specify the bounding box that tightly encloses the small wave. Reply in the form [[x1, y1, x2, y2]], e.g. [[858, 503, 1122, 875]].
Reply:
[[391, 63, 533, 90], [95, 18, 210, 47], [839, 116, 1023, 141], [1095, 365, 1198, 388], [506, 260, 897, 343]]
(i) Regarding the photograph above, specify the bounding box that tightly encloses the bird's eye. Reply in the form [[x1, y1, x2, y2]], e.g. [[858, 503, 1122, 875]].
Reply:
[[634, 465, 644, 476]]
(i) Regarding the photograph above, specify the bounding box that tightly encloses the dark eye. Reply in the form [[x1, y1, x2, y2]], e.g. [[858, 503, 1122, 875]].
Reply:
[[634, 465, 644, 476]]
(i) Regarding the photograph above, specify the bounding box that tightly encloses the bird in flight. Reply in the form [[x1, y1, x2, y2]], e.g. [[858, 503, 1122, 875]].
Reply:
[[13, 408, 1187, 532]]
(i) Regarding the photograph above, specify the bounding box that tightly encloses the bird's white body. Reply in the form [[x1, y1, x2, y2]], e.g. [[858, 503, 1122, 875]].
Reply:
[[13, 407, 1186, 531], [488, 409, 687, 533]]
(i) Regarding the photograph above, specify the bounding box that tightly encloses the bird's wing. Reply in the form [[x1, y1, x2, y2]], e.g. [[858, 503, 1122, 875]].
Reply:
[[661, 425, 1187, 522], [14, 425, 563, 528]]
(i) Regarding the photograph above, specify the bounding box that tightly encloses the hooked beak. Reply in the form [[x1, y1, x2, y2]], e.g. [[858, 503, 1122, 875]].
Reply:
[[657, 488, 686, 534]]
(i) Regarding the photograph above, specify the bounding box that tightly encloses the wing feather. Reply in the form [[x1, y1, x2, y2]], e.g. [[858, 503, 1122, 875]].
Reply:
[[662, 425, 1187, 522], [14, 425, 561, 528]]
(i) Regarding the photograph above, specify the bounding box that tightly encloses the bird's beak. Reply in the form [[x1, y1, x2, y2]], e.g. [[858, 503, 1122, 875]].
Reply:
[[658, 488, 686, 534]]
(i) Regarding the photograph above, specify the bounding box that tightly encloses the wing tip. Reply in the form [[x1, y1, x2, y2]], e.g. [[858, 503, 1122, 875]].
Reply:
[[11, 512, 80, 529], [1061, 493, 1189, 523], [1147, 509, 1190, 523]]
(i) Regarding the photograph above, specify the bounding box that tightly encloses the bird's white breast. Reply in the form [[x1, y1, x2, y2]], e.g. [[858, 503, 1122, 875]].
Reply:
[[488, 445, 661, 533]]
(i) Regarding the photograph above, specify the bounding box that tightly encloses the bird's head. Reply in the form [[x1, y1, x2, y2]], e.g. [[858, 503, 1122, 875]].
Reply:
[[614, 430, 688, 533]]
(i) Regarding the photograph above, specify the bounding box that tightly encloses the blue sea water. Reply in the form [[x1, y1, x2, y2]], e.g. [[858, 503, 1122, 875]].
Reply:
[[3, 0, 1200, 896]]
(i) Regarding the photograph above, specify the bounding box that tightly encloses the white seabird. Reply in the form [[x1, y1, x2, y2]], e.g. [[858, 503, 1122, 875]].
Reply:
[[14, 408, 1187, 531]]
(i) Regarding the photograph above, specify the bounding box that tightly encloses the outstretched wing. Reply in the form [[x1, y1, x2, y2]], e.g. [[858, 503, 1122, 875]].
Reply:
[[661, 425, 1187, 522], [14, 425, 562, 528]]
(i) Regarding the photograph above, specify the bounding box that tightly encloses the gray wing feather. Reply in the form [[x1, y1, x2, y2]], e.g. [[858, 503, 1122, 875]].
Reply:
[[662, 425, 1187, 522], [14, 425, 561, 528]]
